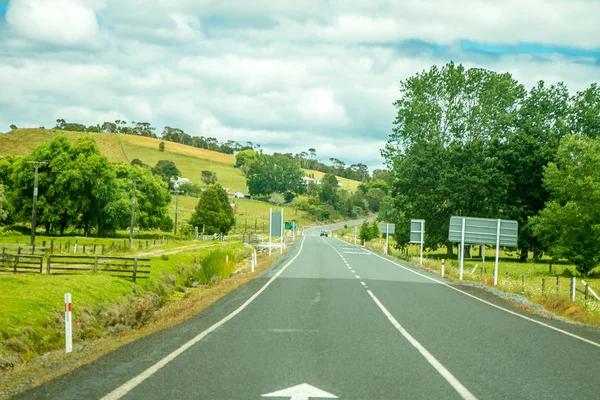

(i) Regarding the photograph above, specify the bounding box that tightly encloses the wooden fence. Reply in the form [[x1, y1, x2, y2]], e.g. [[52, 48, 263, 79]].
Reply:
[[0, 254, 44, 273], [1, 245, 47, 256], [47, 255, 151, 282]]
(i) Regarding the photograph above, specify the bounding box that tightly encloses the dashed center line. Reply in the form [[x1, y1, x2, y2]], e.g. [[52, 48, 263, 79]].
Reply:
[[355, 275, 360, 279]]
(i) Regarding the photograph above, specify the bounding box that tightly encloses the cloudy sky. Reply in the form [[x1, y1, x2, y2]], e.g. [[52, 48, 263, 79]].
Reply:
[[0, 0, 599, 170]]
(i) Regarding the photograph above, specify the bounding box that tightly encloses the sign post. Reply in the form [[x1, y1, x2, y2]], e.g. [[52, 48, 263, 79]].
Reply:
[[64, 293, 72, 354], [410, 219, 425, 266], [448, 216, 518, 284], [280, 208, 284, 254]]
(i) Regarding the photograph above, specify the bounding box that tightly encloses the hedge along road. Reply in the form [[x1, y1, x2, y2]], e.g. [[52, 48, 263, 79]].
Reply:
[[15, 222, 600, 399]]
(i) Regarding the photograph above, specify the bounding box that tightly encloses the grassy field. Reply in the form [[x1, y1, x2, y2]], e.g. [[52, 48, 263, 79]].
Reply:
[[302, 169, 362, 192], [334, 228, 600, 326], [0, 240, 247, 361], [167, 195, 310, 234], [0, 129, 127, 163]]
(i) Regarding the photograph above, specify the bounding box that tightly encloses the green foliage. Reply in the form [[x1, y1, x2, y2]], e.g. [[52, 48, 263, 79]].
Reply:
[[532, 135, 600, 274], [235, 149, 257, 167], [370, 221, 380, 239], [246, 154, 305, 196], [178, 182, 203, 197], [0, 184, 7, 223], [189, 184, 235, 235], [383, 62, 525, 253], [269, 192, 285, 206], [159, 141, 165, 152], [201, 170, 217, 186], [359, 220, 375, 242], [153, 160, 180, 181], [365, 187, 386, 212]]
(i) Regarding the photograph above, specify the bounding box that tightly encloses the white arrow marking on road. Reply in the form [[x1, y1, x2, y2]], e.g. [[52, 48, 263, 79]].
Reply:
[[261, 383, 338, 400]]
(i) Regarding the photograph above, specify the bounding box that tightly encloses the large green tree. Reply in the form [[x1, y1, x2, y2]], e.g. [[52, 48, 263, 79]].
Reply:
[[246, 154, 305, 196], [532, 135, 600, 275], [189, 184, 235, 235], [0, 184, 7, 223], [495, 81, 572, 260], [383, 62, 524, 254]]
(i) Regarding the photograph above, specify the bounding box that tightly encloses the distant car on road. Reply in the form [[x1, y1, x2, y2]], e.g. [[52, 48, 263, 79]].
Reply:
[[320, 230, 328, 237]]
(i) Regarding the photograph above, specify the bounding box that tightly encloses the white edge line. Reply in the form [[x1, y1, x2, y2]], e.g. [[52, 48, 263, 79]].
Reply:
[[101, 236, 307, 400], [333, 238, 600, 349], [367, 290, 477, 400]]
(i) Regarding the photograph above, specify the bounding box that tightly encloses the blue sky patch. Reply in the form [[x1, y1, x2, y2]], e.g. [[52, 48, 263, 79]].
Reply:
[[461, 40, 600, 61]]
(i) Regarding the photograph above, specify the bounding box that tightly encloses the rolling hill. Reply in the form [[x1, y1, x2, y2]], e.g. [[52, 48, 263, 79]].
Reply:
[[0, 129, 361, 193]]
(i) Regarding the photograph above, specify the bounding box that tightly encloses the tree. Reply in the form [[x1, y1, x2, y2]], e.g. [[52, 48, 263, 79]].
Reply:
[[0, 184, 7, 223], [114, 163, 173, 231], [319, 173, 339, 206], [359, 220, 374, 242], [383, 62, 524, 254], [496, 81, 571, 260], [370, 221, 380, 239], [235, 149, 257, 167], [532, 135, 600, 275], [269, 192, 285, 206], [153, 160, 180, 182], [201, 170, 217, 186], [9, 124, 17, 131], [365, 188, 385, 212], [189, 184, 235, 235], [159, 141, 165, 152], [246, 154, 305, 196]]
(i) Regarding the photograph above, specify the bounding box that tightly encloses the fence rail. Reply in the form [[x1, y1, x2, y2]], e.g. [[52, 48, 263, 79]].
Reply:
[[0, 254, 44, 273], [1, 245, 47, 256], [47, 255, 151, 282]]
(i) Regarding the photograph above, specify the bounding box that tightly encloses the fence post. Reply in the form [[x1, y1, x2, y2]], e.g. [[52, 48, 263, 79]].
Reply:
[[542, 278, 546, 296], [67, 240, 70, 253], [94, 256, 98, 273], [521, 274, 525, 291], [556, 276, 560, 296], [50, 240, 54, 255], [584, 284, 589, 301], [13, 254, 18, 273], [102, 244, 105, 254], [18, 246, 22, 255], [133, 258, 138, 283], [570, 277, 576, 301], [39, 256, 42, 273], [154, 239, 156, 246], [31, 243, 35, 255], [123, 239, 127, 250], [138, 241, 142, 250], [82, 244, 86, 254], [47, 256, 51, 274], [146, 240, 148, 249], [59, 240, 62, 253], [93, 244, 97, 254]]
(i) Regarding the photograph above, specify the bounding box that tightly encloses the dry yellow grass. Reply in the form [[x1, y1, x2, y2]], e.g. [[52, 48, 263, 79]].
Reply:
[[0, 129, 127, 163], [119, 135, 235, 165], [302, 168, 361, 192]]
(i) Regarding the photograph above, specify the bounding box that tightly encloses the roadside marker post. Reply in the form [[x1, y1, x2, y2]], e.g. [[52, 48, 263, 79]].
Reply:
[[269, 208, 272, 256], [493, 219, 500, 286], [280, 208, 284, 255], [65, 293, 73, 354], [441, 259, 445, 278], [459, 218, 465, 281]]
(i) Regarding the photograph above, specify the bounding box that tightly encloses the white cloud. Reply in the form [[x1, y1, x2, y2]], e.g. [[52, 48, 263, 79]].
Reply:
[[6, 0, 100, 46], [1, 0, 599, 171]]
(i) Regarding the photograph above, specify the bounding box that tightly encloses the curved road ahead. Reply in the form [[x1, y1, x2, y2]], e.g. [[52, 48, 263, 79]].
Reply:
[[16, 224, 600, 399]]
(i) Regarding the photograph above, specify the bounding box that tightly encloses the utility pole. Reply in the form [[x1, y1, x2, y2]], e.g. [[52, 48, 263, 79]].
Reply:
[[129, 179, 141, 249], [27, 161, 47, 247], [171, 190, 183, 235]]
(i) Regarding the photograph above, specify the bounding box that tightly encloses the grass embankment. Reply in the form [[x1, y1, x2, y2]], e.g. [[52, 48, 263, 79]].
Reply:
[[333, 227, 600, 326], [0, 241, 252, 372]]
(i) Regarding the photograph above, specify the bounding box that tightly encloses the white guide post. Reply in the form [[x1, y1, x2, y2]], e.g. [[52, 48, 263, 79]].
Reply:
[[494, 219, 500, 286], [65, 293, 72, 354], [385, 224, 389, 255], [420, 220, 424, 266], [441, 259, 445, 278], [280, 208, 284, 254], [269, 208, 272, 256], [459, 218, 465, 281]]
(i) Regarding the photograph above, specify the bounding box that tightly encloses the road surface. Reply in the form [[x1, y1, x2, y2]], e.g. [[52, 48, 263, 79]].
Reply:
[[16, 223, 600, 399]]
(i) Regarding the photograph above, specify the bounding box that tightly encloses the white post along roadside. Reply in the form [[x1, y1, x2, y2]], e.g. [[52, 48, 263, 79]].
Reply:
[[494, 219, 501, 286], [65, 293, 73, 354], [419, 220, 424, 267], [459, 217, 466, 281], [269, 208, 272, 256], [385, 223, 389, 255]]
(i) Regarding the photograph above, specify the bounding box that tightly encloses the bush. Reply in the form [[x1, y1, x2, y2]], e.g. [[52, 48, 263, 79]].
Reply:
[[2, 225, 30, 235]]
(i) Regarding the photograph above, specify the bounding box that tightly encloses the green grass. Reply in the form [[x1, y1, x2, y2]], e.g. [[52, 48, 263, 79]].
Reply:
[[0, 240, 247, 359], [167, 195, 311, 234]]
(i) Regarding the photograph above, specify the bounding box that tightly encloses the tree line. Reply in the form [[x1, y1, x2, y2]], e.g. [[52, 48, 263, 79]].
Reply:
[[382, 62, 600, 274]]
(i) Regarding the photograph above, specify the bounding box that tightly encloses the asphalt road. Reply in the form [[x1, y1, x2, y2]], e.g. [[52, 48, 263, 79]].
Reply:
[[16, 223, 600, 399]]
